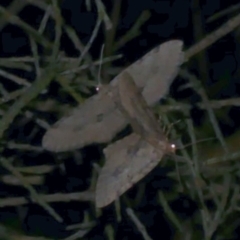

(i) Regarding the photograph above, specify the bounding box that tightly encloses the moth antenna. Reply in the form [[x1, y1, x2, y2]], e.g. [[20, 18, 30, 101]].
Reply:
[[158, 117, 180, 152], [96, 44, 105, 92], [179, 137, 216, 149], [165, 119, 181, 136]]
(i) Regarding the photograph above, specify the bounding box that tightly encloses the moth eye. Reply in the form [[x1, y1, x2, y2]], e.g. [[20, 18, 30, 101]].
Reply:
[[96, 83, 103, 92], [170, 143, 176, 151]]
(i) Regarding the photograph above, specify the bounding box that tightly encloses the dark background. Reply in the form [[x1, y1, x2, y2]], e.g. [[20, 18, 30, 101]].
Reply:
[[0, 0, 240, 239]]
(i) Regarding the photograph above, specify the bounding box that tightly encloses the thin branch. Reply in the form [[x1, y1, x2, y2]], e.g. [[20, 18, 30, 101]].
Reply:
[[126, 208, 153, 240], [185, 12, 240, 60], [0, 5, 52, 49], [0, 68, 31, 87], [113, 10, 151, 51], [158, 191, 183, 233], [0, 190, 95, 207], [180, 69, 228, 153], [0, 64, 58, 138], [0, 158, 63, 222]]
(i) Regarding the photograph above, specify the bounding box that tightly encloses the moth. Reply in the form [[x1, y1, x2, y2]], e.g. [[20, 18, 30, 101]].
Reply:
[[41, 40, 184, 207], [42, 40, 184, 152], [95, 72, 176, 207]]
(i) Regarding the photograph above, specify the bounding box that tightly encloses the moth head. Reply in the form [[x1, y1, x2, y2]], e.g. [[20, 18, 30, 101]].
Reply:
[[167, 142, 176, 153], [95, 84, 101, 92]]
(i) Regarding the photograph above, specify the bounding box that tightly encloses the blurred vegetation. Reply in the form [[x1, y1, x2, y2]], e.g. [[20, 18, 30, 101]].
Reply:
[[0, 0, 240, 239]]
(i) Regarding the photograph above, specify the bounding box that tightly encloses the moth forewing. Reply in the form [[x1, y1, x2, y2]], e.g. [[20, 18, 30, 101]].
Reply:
[[42, 40, 184, 152], [142, 40, 184, 106], [95, 133, 164, 208], [42, 85, 127, 152]]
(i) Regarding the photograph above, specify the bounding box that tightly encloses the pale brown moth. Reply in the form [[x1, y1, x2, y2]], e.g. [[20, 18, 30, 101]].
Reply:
[[95, 72, 176, 207], [41, 40, 184, 207], [42, 40, 184, 152]]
